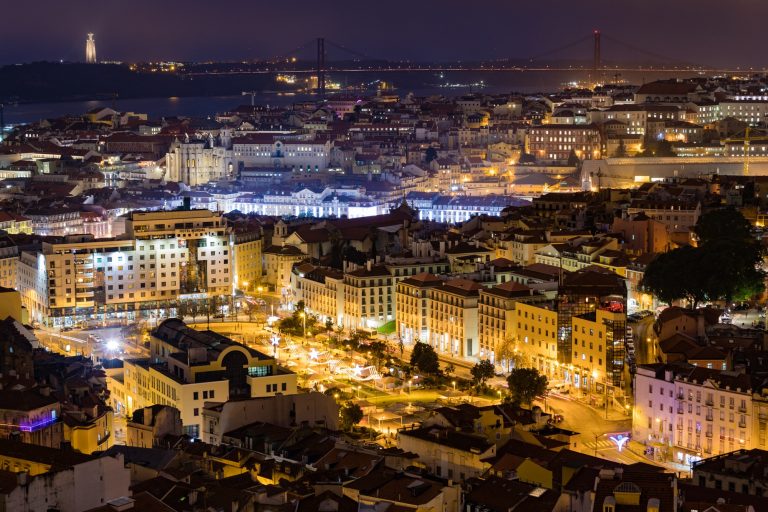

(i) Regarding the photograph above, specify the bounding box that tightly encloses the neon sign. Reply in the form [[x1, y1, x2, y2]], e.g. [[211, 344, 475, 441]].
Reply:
[[609, 433, 630, 452], [13, 414, 58, 433]]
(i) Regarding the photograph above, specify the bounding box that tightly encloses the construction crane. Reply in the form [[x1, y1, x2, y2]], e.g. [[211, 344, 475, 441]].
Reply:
[[723, 126, 768, 176], [241, 91, 258, 107]]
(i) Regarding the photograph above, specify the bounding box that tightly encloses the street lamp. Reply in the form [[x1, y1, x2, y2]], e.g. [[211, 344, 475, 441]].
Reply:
[[357, 385, 362, 399], [452, 381, 457, 392], [497, 390, 503, 402], [299, 311, 307, 344]]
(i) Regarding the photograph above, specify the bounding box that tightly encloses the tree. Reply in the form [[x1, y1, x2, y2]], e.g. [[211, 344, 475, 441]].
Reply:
[[409, 341, 440, 375], [614, 138, 627, 158], [642, 208, 765, 307], [641, 245, 707, 308], [638, 139, 674, 157], [340, 402, 363, 431], [176, 300, 188, 320], [425, 147, 438, 164], [367, 341, 389, 366], [567, 149, 580, 166], [325, 318, 334, 336], [506, 368, 548, 406], [471, 359, 495, 387], [694, 207, 753, 245]]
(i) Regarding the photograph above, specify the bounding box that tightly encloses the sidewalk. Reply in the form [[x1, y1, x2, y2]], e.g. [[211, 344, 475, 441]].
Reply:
[[626, 440, 692, 475], [557, 391, 631, 422]]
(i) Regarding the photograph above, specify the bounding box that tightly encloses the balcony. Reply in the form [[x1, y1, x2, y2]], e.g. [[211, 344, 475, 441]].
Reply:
[[706, 414, 714, 421], [739, 421, 747, 428], [739, 405, 748, 413], [706, 431, 713, 438], [705, 398, 714, 406]]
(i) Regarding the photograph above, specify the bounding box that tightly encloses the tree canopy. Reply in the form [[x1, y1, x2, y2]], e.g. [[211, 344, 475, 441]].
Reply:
[[506, 368, 548, 406], [470, 359, 495, 387], [641, 208, 765, 307], [410, 342, 440, 374], [340, 402, 363, 431]]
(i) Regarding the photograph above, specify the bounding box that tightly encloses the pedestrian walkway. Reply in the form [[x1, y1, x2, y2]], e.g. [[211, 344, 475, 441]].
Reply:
[[584, 438, 623, 452]]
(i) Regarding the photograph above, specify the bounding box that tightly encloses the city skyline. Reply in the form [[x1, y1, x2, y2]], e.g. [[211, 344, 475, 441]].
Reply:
[[1, 0, 768, 67]]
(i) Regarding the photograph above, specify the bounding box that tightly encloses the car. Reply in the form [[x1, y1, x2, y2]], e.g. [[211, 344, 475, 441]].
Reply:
[[213, 313, 225, 319]]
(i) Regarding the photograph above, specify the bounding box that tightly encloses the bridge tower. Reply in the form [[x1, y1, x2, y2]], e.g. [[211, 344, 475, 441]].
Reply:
[[316, 37, 326, 97], [593, 30, 601, 72]]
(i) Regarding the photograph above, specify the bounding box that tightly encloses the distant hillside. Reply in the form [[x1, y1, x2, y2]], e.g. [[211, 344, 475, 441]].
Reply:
[[0, 62, 275, 103]]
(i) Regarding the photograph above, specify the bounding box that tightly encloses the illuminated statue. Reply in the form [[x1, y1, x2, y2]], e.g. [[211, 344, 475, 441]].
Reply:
[[86, 33, 97, 64]]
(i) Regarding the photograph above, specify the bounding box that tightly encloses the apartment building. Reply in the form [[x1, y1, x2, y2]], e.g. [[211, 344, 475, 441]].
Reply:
[[0, 390, 61, 448], [427, 279, 482, 359], [0, 239, 18, 291], [126, 209, 232, 297], [290, 262, 344, 325], [557, 268, 627, 370], [692, 449, 768, 496], [396, 273, 443, 345], [262, 245, 306, 294], [720, 100, 768, 126], [534, 236, 620, 273], [478, 281, 543, 366], [0, 211, 31, 235], [342, 263, 393, 331], [634, 363, 755, 467], [528, 124, 602, 164], [496, 231, 548, 266], [511, 301, 559, 378], [397, 424, 495, 481], [116, 319, 297, 439], [571, 306, 627, 395], [18, 209, 233, 326], [232, 229, 263, 291], [626, 199, 701, 234]]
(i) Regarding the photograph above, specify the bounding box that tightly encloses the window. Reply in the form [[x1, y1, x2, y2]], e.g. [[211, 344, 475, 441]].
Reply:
[[193, 408, 199, 416], [193, 392, 199, 400]]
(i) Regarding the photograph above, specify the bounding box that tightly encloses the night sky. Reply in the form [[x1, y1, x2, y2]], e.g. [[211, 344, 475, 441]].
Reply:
[[0, 0, 765, 67]]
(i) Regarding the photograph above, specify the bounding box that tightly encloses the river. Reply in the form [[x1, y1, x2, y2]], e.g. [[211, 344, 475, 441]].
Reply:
[[2, 69, 695, 125]]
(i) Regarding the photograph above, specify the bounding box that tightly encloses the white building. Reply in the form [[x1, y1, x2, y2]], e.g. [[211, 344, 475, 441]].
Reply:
[[17, 210, 233, 327], [232, 134, 331, 171], [634, 363, 755, 467], [233, 187, 386, 219], [0, 441, 129, 512]]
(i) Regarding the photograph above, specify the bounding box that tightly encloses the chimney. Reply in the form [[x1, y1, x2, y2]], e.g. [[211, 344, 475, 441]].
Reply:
[[366, 260, 373, 272]]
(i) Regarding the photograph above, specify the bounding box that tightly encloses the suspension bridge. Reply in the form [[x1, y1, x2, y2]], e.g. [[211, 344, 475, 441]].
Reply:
[[182, 32, 735, 96]]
